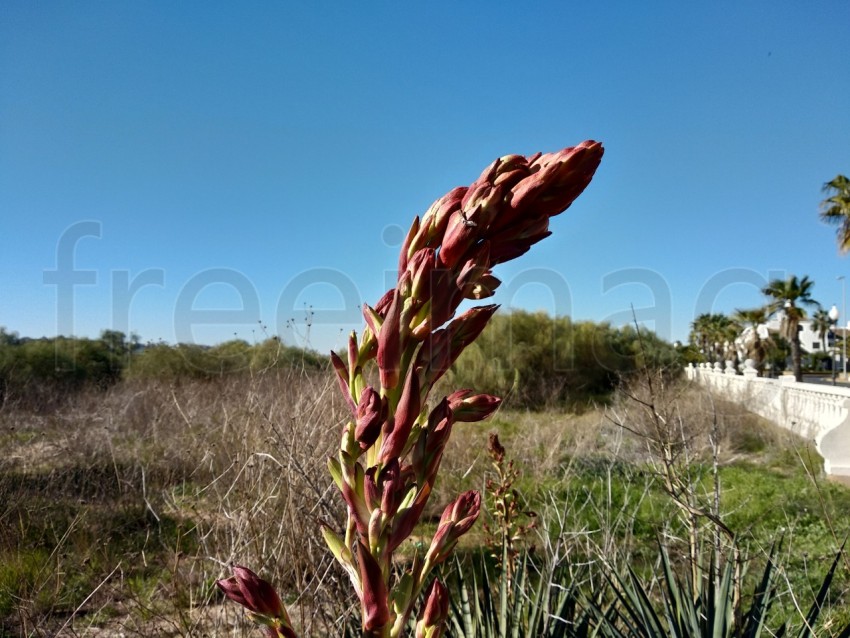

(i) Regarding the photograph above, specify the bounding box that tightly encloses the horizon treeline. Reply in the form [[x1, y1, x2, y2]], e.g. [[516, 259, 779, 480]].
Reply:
[[0, 311, 680, 411], [448, 310, 679, 409]]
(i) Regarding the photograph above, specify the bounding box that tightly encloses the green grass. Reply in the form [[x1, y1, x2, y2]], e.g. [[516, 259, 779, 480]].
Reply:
[[0, 461, 200, 633], [437, 403, 850, 627]]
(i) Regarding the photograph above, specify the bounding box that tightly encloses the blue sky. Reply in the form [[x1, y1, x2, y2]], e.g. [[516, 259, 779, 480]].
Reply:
[[2, 1, 849, 353]]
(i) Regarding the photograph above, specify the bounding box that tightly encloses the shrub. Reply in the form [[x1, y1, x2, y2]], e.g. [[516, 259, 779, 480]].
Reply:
[[450, 311, 680, 410]]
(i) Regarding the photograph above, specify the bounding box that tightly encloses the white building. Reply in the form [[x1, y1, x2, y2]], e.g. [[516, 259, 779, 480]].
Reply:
[[765, 314, 848, 355]]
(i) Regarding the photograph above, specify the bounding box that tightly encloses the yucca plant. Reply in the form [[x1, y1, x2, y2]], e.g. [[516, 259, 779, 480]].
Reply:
[[443, 550, 598, 638], [588, 540, 850, 638]]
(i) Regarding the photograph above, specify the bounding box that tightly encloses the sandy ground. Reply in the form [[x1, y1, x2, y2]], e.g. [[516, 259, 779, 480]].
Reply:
[[829, 474, 850, 488]]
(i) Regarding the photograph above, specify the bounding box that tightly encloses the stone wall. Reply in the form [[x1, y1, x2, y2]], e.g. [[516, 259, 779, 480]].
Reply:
[[686, 363, 850, 476]]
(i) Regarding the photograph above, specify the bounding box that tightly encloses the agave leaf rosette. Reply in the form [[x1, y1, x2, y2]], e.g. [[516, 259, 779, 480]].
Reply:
[[326, 141, 604, 637]]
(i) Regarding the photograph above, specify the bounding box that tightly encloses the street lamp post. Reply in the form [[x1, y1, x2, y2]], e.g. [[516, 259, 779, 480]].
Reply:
[[840, 276, 847, 382], [830, 304, 839, 385]]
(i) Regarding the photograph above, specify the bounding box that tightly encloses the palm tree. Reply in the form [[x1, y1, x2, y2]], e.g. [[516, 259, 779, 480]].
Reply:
[[820, 174, 850, 252], [732, 307, 771, 374], [717, 314, 741, 367], [690, 312, 736, 365], [762, 275, 820, 382], [810, 307, 835, 373], [689, 313, 712, 361], [810, 308, 832, 352]]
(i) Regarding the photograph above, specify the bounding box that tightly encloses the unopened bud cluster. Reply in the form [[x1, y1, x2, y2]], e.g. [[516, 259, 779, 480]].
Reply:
[[217, 566, 297, 638]]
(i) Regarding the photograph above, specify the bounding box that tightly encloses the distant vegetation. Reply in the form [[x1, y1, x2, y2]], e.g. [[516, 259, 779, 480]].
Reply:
[[0, 313, 680, 412], [126, 337, 326, 380], [0, 327, 325, 411], [449, 310, 680, 409]]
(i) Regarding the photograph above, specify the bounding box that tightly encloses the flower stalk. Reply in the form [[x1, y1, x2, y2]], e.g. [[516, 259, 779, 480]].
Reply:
[[219, 141, 603, 637]]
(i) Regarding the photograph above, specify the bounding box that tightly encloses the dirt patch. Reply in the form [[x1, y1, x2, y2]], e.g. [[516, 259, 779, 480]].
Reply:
[[828, 474, 850, 488]]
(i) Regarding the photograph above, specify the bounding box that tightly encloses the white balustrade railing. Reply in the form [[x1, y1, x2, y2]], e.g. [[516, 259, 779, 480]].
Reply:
[[686, 363, 850, 477]]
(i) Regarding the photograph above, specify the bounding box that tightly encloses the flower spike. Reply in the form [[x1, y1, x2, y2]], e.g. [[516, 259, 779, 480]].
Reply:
[[221, 141, 602, 638]]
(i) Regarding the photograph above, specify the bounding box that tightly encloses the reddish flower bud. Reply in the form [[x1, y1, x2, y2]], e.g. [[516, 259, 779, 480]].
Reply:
[[494, 167, 529, 187], [510, 141, 604, 221], [465, 183, 505, 229], [487, 235, 540, 265], [357, 541, 391, 631], [388, 481, 432, 554], [412, 398, 454, 484], [440, 490, 481, 532], [415, 306, 497, 392], [486, 214, 552, 266], [330, 350, 356, 412], [217, 566, 279, 616], [471, 155, 526, 202], [397, 269, 413, 298], [462, 272, 501, 300], [425, 491, 481, 567], [472, 159, 531, 234], [508, 154, 563, 214], [364, 465, 379, 512], [455, 245, 494, 301], [473, 156, 502, 185], [408, 247, 437, 303], [378, 366, 421, 463], [216, 566, 296, 637], [487, 153, 529, 183], [377, 289, 403, 389], [355, 386, 385, 449], [398, 215, 421, 274], [416, 579, 449, 638], [348, 331, 359, 375], [419, 186, 466, 248], [413, 328, 452, 391], [364, 459, 405, 516], [362, 303, 383, 340], [460, 181, 485, 212], [425, 267, 462, 331], [499, 209, 552, 242], [528, 149, 556, 169], [447, 389, 501, 422], [379, 459, 404, 517], [341, 461, 370, 535], [447, 305, 499, 359], [374, 288, 395, 317], [438, 210, 478, 269]]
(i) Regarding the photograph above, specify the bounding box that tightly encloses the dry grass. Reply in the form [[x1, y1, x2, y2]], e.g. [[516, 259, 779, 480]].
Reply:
[[0, 369, 351, 637], [0, 371, 841, 636]]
